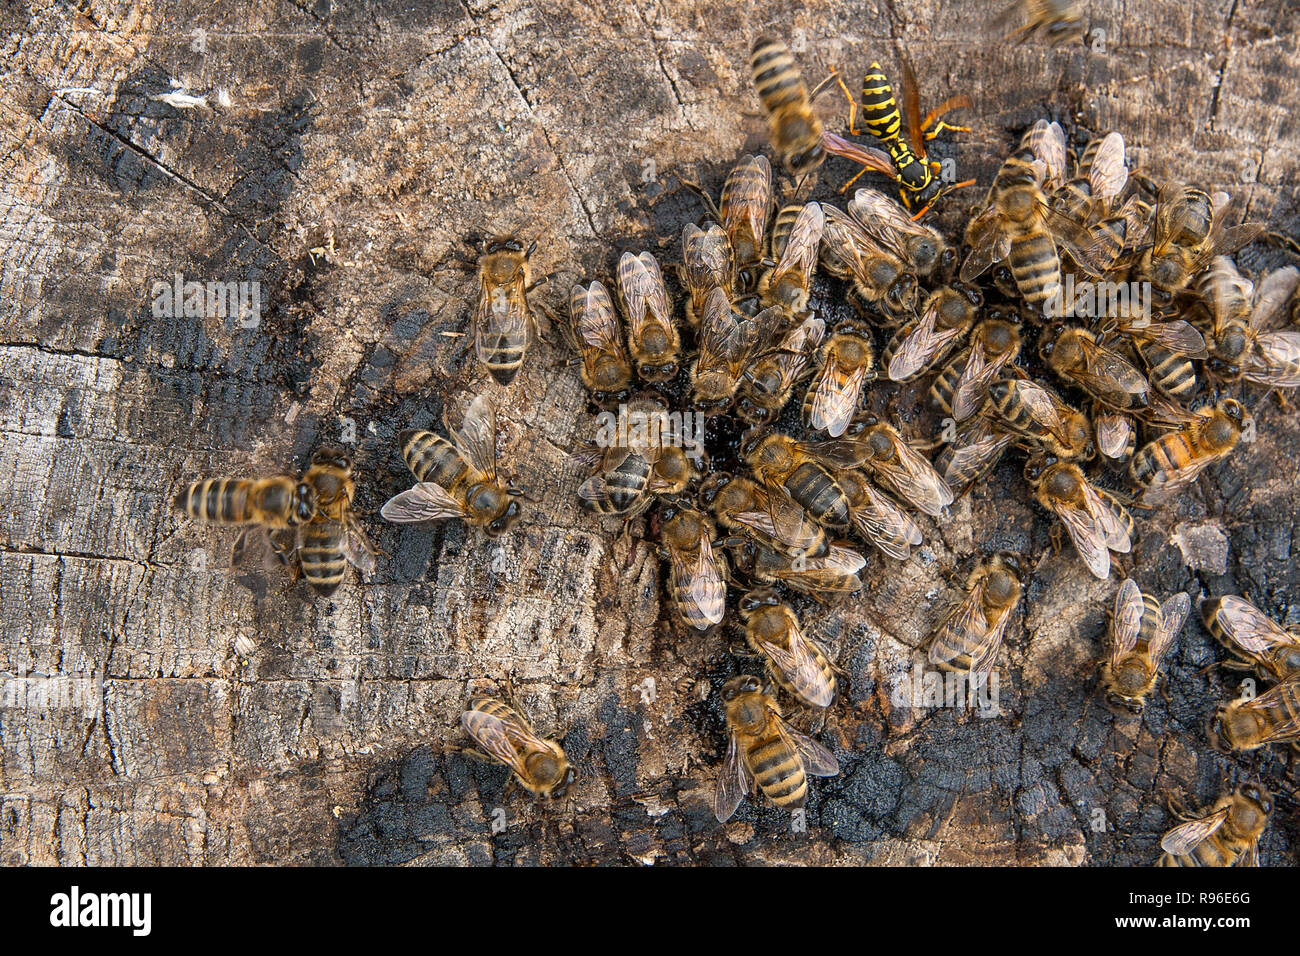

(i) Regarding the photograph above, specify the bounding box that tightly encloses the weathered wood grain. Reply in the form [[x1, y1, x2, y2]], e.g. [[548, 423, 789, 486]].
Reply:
[[1, 0, 1298, 866]]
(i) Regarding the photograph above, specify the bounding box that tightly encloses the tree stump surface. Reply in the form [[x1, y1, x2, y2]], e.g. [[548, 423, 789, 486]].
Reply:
[[1, 0, 1298, 865]]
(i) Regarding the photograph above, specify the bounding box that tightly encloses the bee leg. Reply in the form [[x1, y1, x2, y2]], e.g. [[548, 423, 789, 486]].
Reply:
[[1048, 522, 1067, 556], [1158, 677, 1173, 704], [674, 174, 723, 222], [1165, 794, 1196, 821]]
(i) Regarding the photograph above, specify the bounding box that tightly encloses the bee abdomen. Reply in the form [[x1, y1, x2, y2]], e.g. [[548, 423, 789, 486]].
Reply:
[[785, 462, 851, 528], [750, 737, 807, 807], [299, 519, 346, 595], [1009, 232, 1060, 305], [176, 478, 253, 524], [401, 430, 466, 486], [749, 38, 804, 112], [1139, 344, 1197, 400]]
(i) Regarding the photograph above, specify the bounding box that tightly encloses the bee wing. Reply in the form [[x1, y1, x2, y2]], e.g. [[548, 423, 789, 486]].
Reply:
[[1074, 338, 1150, 406], [618, 252, 670, 339], [806, 361, 868, 438], [1152, 181, 1197, 254], [570, 280, 624, 356], [696, 287, 745, 373], [1141, 319, 1208, 358], [1096, 413, 1133, 460], [888, 298, 966, 382], [1082, 481, 1131, 553], [475, 275, 531, 363], [714, 731, 753, 823], [960, 211, 1012, 282], [381, 483, 470, 523], [1251, 265, 1300, 332], [873, 433, 954, 515], [796, 437, 871, 469], [767, 316, 826, 388], [952, 345, 1011, 421], [1053, 497, 1112, 579], [848, 188, 925, 258], [763, 625, 835, 708], [671, 535, 727, 629], [1137, 454, 1214, 506], [1013, 380, 1067, 432], [1209, 595, 1297, 655], [1110, 579, 1145, 666], [928, 579, 991, 670], [341, 511, 378, 577], [779, 720, 839, 777], [461, 707, 536, 780], [770, 202, 824, 284], [1160, 806, 1231, 855], [741, 485, 823, 554], [1251, 675, 1300, 743], [454, 393, 499, 480], [1147, 591, 1190, 666], [723, 155, 772, 253], [940, 431, 1013, 488], [1022, 120, 1067, 191], [969, 601, 1015, 677], [898, 52, 926, 158], [1084, 132, 1127, 205], [1245, 331, 1300, 388], [850, 481, 923, 559]]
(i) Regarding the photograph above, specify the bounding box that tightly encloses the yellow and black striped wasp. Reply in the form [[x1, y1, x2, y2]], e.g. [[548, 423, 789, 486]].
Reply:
[[822, 54, 974, 218]]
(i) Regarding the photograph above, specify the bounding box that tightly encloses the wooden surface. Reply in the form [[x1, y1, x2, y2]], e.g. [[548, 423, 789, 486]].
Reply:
[[1, 0, 1298, 865]]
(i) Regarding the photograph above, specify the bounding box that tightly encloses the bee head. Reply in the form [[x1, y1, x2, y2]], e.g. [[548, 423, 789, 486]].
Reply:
[[311, 447, 351, 471], [787, 141, 825, 177], [738, 587, 781, 617], [1238, 783, 1272, 816], [721, 675, 761, 701], [293, 482, 319, 523], [1105, 690, 1145, 715]]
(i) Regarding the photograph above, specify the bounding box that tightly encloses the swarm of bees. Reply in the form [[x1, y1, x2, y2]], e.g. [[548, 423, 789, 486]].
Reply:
[[169, 18, 1300, 861]]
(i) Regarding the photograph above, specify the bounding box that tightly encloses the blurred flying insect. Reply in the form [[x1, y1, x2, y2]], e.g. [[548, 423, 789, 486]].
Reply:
[[928, 554, 1023, 676], [460, 689, 574, 798], [739, 588, 837, 708], [1039, 325, 1150, 410], [802, 318, 877, 437], [475, 236, 538, 386], [714, 675, 840, 823], [851, 419, 954, 517], [692, 288, 787, 415], [758, 201, 824, 316], [618, 251, 681, 382], [837, 468, 924, 560], [299, 448, 377, 597], [985, 377, 1095, 461], [680, 222, 735, 328], [1026, 457, 1132, 579], [1128, 399, 1251, 506], [658, 502, 727, 632], [749, 36, 830, 177], [992, 0, 1086, 46], [827, 53, 974, 216], [846, 187, 954, 277], [1158, 784, 1271, 867], [736, 314, 826, 426], [1203, 595, 1300, 683], [1198, 259, 1300, 385], [930, 316, 1022, 422], [566, 280, 633, 407], [1208, 671, 1300, 752], [819, 204, 919, 319], [1137, 184, 1263, 294], [382, 393, 525, 536], [1101, 579, 1189, 714], [884, 286, 981, 382]]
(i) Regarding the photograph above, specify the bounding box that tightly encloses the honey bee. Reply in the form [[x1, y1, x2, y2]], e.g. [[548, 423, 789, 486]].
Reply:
[[1129, 399, 1251, 506], [720, 154, 773, 287], [1158, 784, 1271, 867], [739, 589, 837, 708], [1199, 259, 1300, 385], [928, 554, 1023, 675], [1209, 670, 1300, 751], [819, 204, 918, 320], [680, 222, 735, 328], [1101, 579, 1189, 714], [749, 36, 826, 177], [758, 201, 824, 316], [802, 319, 876, 437], [934, 418, 1016, 496], [714, 675, 839, 823], [962, 122, 1109, 310], [1039, 325, 1150, 410], [736, 314, 826, 426], [579, 443, 697, 519], [986, 377, 1095, 461], [728, 537, 866, 596], [884, 286, 980, 382], [993, 0, 1086, 46], [1100, 308, 1206, 402], [1026, 457, 1132, 579], [699, 472, 828, 560], [846, 187, 954, 278], [769, 202, 806, 260], [1138, 184, 1263, 294], [174, 466, 318, 575], [658, 503, 727, 632], [382, 393, 524, 536], [743, 430, 876, 531], [1203, 595, 1300, 683], [692, 288, 787, 415], [474, 236, 537, 386], [617, 251, 681, 382], [461, 691, 574, 798], [836, 467, 924, 559], [851, 419, 954, 516], [299, 448, 377, 596], [567, 280, 633, 407], [1051, 132, 1128, 225], [930, 316, 1023, 422]]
